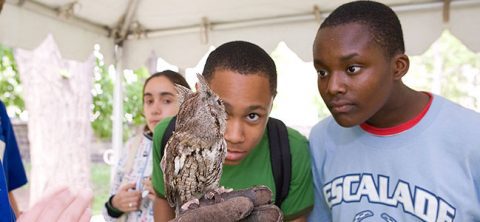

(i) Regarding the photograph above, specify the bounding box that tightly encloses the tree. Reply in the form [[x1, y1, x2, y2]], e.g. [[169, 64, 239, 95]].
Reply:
[[0, 44, 24, 117], [1, 44, 149, 140]]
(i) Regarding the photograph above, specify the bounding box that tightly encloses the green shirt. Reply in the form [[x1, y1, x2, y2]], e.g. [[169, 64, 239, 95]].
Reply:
[[152, 117, 313, 220]]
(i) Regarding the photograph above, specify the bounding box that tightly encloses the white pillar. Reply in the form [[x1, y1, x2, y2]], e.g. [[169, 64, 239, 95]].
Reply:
[[111, 44, 124, 183]]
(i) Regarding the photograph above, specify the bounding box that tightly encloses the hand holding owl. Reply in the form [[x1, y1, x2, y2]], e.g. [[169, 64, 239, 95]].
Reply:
[[171, 186, 283, 222]]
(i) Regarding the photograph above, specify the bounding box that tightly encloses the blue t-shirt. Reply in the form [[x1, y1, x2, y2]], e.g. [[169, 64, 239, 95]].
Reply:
[[0, 101, 28, 222], [308, 95, 480, 221]]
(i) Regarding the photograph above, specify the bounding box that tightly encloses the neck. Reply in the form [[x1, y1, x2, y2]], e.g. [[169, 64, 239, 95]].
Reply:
[[365, 84, 429, 128]]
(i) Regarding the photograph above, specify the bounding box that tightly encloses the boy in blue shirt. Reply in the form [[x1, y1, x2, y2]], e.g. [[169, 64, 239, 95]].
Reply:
[[308, 1, 480, 221]]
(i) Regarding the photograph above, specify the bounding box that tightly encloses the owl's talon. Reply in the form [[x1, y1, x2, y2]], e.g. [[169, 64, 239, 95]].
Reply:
[[181, 198, 200, 211]]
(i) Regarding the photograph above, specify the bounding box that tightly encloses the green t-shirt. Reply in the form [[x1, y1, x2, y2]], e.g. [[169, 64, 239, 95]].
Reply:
[[152, 117, 313, 220]]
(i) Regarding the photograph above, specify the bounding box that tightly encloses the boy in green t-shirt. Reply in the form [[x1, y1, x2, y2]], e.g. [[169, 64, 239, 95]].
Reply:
[[152, 41, 313, 221]]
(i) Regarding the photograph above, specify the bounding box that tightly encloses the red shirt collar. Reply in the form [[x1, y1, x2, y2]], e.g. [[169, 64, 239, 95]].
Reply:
[[360, 92, 433, 136]]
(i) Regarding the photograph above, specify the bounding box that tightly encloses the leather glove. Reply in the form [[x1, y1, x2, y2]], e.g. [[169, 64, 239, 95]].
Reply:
[[170, 185, 283, 222]]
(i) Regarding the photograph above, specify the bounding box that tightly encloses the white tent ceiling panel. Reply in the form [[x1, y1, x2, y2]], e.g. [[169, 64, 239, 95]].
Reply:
[[37, 0, 128, 27], [2, 0, 480, 70], [398, 7, 444, 56], [449, 3, 480, 52], [136, 0, 322, 30], [0, 3, 115, 64], [123, 19, 320, 69], [123, 33, 213, 71]]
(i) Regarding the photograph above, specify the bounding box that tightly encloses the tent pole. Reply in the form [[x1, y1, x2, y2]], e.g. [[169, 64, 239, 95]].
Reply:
[[111, 44, 124, 184]]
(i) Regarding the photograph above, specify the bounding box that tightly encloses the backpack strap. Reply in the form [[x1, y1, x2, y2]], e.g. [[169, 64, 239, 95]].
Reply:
[[160, 116, 177, 155], [267, 117, 292, 208]]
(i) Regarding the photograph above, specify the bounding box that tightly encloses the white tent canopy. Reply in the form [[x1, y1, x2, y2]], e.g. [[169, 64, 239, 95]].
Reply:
[[2, 0, 480, 70], [2, 0, 480, 196]]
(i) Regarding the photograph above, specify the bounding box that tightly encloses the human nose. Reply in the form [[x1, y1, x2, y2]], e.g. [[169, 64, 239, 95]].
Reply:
[[152, 101, 163, 115], [224, 119, 245, 144], [326, 72, 347, 95]]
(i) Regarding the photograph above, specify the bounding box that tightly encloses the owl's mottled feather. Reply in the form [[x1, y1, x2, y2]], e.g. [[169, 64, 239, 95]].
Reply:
[[161, 73, 227, 214]]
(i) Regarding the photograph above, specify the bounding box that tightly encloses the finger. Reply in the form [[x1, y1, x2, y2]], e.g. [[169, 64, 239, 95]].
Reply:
[[17, 187, 70, 222], [121, 182, 137, 191], [57, 189, 93, 222], [33, 188, 76, 222], [173, 197, 253, 222], [78, 207, 92, 222], [121, 196, 141, 211], [242, 205, 283, 222], [142, 178, 152, 186], [125, 190, 142, 197]]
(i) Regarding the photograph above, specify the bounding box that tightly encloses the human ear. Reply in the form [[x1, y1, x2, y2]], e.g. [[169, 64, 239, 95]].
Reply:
[[392, 54, 409, 80]]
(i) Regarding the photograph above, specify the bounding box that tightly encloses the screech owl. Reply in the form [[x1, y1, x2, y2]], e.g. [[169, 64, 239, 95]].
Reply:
[[161, 73, 227, 215]]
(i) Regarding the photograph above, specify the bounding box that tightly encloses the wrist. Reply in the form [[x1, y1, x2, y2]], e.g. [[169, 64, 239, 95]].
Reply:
[[105, 195, 124, 218]]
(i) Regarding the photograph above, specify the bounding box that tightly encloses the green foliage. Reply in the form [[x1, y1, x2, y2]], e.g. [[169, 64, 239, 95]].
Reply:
[[91, 53, 114, 139], [124, 67, 149, 127], [408, 31, 480, 111], [91, 48, 149, 140], [91, 162, 111, 214], [0, 44, 24, 117]]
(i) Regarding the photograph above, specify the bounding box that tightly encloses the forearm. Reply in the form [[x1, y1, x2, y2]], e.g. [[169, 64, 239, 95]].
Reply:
[[153, 196, 175, 222], [8, 192, 21, 218], [289, 215, 307, 222]]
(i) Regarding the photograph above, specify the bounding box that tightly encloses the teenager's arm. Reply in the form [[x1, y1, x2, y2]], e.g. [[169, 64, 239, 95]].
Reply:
[[290, 216, 307, 222], [8, 192, 21, 217], [153, 196, 175, 222]]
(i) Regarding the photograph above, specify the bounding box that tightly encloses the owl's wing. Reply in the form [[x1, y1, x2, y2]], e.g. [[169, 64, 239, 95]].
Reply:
[[162, 135, 182, 207], [203, 138, 227, 190], [163, 133, 200, 207]]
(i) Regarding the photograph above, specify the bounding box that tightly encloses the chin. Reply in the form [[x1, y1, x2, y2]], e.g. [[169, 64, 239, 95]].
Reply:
[[224, 159, 243, 166], [332, 115, 359, 128]]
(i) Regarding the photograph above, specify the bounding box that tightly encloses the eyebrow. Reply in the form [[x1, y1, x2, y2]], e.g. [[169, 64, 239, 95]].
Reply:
[[314, 53, 360, 66], [143, 92, 176, 97], [223, 102, 267, 112], [339, 53, 359, 62]]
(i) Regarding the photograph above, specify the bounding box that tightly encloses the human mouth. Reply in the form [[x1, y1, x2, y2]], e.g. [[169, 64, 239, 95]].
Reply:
[[226, 150, 247, 162], [150, 120, 159, 127], [329, 101, 354, 113]]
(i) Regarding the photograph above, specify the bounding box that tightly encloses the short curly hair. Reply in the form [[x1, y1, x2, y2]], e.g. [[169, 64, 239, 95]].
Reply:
[[320, 1, 405, 58], [202, 41, 277, 96]]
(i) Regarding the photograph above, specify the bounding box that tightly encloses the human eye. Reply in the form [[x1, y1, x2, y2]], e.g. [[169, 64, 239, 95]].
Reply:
[[245, 113, 260, 122], [346, 65, 362, 74], [316, 69, 329, 78], [144, 98, 153, 105], [162, 99, 172, 105]]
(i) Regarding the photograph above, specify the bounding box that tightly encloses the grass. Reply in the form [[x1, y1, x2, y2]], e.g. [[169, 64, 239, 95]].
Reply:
[[91, 163, 112, 215]]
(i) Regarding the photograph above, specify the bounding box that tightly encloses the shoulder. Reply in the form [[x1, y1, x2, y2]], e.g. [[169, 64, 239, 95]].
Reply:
[[153, 116, 175, 144], [309, 116, 336, 138], [0, 100, 8, 123], [285, 127, 309, 159], [286, 127, 308, 147], [124, 133, 144, 147], [429, 95, 480, 138], [435, 95, 480, 123], [0, 100, 5, 110], [309, 116, 337, 149]]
